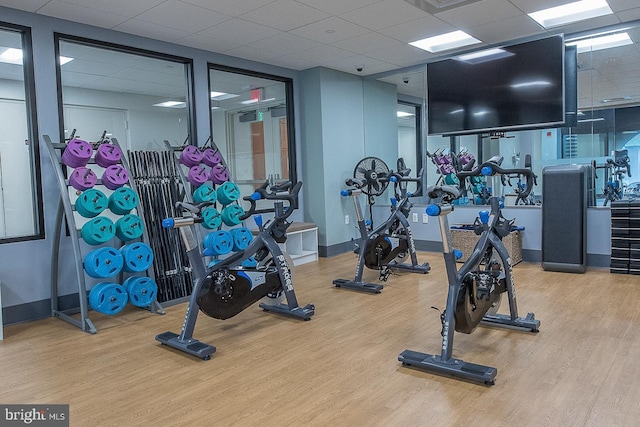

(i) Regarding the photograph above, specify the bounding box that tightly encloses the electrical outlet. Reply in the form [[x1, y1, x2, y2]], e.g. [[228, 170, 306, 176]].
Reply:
[[422, 213, 429, 223], [345, 215, 349, 225], [412, 213, 418, 222]]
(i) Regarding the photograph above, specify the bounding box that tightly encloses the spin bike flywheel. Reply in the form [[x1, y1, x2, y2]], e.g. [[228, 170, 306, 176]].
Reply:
[[363, 234, 409, 269], [454, 259, 506, 334]]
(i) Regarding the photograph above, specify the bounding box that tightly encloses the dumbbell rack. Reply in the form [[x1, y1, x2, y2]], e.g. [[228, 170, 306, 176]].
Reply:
[[43, 135, 165, 334]]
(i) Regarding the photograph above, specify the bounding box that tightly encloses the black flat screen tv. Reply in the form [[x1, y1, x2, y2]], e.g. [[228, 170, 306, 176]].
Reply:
[[427, 35, 566, 136]]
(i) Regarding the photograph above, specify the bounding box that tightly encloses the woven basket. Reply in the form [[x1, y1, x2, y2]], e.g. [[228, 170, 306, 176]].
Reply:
[[450, 229, 522, 265]]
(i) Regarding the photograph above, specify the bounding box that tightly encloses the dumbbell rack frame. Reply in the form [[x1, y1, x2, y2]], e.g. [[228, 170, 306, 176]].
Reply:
[[44, 134, 165, 334]]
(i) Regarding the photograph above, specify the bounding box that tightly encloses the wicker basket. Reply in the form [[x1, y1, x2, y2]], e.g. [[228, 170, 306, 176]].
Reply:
[[450, 229, 523, 265]]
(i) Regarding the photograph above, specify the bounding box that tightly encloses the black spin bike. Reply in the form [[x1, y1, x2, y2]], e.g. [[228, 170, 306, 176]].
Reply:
[[333, 158, 430, 293], [399, 155, 540, 385], [156, 180, 314, 360]]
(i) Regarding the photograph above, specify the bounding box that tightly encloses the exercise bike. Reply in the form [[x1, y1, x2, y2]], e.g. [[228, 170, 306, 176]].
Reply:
[[333, 158, 430, 293], [156, 180, 315, 360], [399, 156, 540, 385], [593, 149, 632, 206]]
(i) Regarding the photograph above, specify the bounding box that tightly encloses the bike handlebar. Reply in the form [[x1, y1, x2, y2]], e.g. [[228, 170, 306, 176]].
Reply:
[[457, 156, 535, 197], [240, 180, 302, 221]]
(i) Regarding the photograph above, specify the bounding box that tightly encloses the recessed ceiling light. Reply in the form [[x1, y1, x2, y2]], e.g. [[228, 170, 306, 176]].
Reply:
[[528, 0, 613, 28], [409, 30, 481, 53], [210, 91, 238, 101], [397, 111, 414, 118], [153, 101, 186, 108], [566, 32, 632, 53]]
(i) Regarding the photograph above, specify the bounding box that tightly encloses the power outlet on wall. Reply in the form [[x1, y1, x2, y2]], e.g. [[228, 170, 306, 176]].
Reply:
[[422, 213, 429, 223], [412, 213, 418, 223], [345, 215, 349, 225]]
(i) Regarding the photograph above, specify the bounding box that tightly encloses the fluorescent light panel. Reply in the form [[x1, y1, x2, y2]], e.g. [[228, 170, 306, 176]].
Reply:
[[528, 0, 613, 28], [566, 32, 632, 53], [397, 111, 414, 118], [0, 48, 73, 65], [210, 91, 238, 101], [409, 30, 481, 53], [153, 101, 186, 108]]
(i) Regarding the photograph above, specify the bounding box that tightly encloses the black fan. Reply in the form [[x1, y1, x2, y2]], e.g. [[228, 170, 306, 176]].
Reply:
[[353, 157, 390, 197]]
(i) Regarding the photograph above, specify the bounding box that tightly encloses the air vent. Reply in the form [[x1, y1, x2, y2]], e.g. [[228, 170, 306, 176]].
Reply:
[[404, 0, 483, 14]]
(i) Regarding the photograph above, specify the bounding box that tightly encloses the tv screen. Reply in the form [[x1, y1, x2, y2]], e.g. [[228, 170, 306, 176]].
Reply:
[[427, 35, 566, 136]]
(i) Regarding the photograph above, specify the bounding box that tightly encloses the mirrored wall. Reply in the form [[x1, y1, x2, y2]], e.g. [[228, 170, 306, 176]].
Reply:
[[0, 24, 41, 241], [57, 36, 193, 151], [209, 66, 295, 212], [377, 21, 640, 206]]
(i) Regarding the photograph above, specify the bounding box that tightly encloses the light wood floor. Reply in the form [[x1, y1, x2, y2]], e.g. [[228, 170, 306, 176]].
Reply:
[[2, 252, 640, 426]]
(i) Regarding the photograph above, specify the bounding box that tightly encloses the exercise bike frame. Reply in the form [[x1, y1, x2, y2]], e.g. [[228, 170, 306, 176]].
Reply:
[[333, 167, 430, 293], [399, 157, 540, 385], [156, 181, 314, 360]]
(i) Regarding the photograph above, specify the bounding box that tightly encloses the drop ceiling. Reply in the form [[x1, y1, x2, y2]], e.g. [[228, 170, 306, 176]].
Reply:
[[1, 0, 640, 109]]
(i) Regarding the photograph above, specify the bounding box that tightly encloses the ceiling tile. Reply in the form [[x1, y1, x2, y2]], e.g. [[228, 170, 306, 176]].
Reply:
[[113, 19, 191, 43], [55, 0, 165, 16], [38, 1, 129, 28], [331, 32, 403, 54], [609, 0, 640, 12], [289, 17, 369, 44], [617, 7, 640, 22], [179, 0, 277, 16], [173, 34, 242, 52], [197, 19, 281, 46], [365, 43, 432, 66], [134, 0, 231, 33], [468, 15, 544, 44], [555, 14, 621, 35], [0, 0, 49, 12], [340, 0, 428, 30], [247, 32, 321, 55], [324, 53, 394, 74], [435, 0, 523, 29], [288, 44, 354, 63], [295, 0, 382, 15], [239, 0, 330, 31], [260, 54, 319, 70], [224, 44, 285, 63], [507, 0, 569, 14], [379, 15, 454, 43]]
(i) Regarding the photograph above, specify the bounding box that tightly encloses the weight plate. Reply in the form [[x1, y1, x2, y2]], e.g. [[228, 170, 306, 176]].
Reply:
[[69, 167, 98, 191], [61, 138, 93, 168], [187, 165, 208, 188], [231, 227, 253, 251], [108, 187, 139, 215], [84, 246, 124, 278], [210, 164, 229, 185], [192, 185, 217, 204], [115, 214, 145, 241], [89, 282, 128, 315], [203, 230, 233, 256], [217, 181, 240, 205], [75, 188, 108, 218], [95, 143, 123, 168], [201, 207, 222, 230], [120, 242, 154, 273], [202, 147, 223, 167], [180, 145, 203, 167], [81, 216, 116, 245], [221, 204, 245, 226], [102, 165, 129, 190], [123, 276, 158, 307]]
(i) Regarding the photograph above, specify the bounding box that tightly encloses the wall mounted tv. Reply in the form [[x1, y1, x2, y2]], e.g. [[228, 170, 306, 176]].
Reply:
[[427, 35, 567, 136]]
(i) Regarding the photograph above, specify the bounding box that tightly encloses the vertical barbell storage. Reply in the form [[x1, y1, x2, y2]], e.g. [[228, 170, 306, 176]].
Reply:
[[44, 134, 164, 334]]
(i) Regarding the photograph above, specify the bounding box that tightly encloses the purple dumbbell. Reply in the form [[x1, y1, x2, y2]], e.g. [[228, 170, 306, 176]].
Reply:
[[210, 164, 229, 185], [202, 148, 223, 167], [95, 144, 123, 168], [61, 138, 93, 168], [187, 166, 209, 188], [102, 165, 129, 190], [69, 167, 98, 191], [179, 145, 203, 167]]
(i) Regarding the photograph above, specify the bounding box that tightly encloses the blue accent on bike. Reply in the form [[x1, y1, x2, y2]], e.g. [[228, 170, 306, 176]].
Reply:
[[426, 205, 440, 216], [454, 249, 463, 260], [341, 189, 350, 197], [479, 210, 490, 224], [254, 215, 263, 227], [391, 197, 397, 207], [390, 176, 397, 182], [365, 219, 371, 226], [251, 192, 261, 200], [481, 166, 493, 176], [161, 218, 174, 228]]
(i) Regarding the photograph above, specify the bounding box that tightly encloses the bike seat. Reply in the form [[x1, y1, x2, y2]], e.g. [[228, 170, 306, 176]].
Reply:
[[427, 185, 460, 201]]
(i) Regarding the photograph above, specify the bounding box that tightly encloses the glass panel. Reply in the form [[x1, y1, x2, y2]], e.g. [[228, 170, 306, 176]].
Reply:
[[209, 67, 292, 212], [58, 39, 191, 151], [0, 27, 40, 240]]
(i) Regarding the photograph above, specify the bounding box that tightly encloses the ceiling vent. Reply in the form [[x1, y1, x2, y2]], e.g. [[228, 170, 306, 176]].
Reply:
[[404, 0, 483, 14]]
